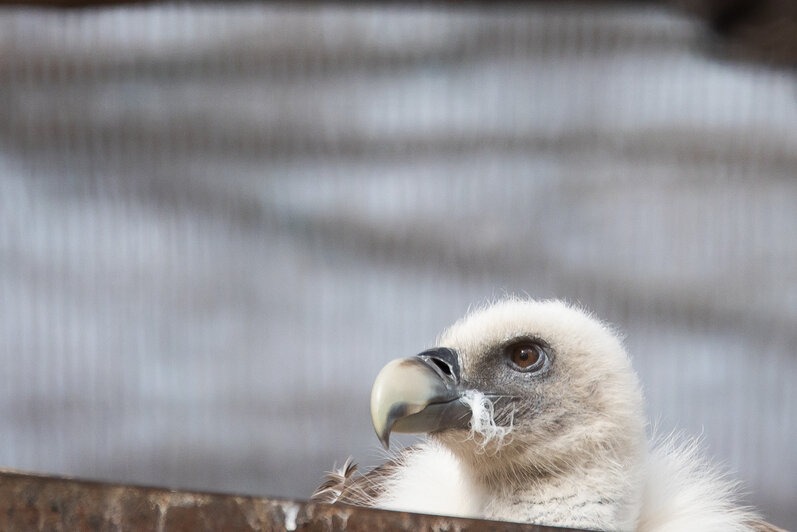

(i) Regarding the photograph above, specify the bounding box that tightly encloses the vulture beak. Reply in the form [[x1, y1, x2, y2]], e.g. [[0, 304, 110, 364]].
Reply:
[[370, 348, 472, 449]]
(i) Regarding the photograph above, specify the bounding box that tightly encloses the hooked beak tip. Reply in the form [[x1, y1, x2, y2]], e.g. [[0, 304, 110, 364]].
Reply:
[[370, 351, 469, 448]]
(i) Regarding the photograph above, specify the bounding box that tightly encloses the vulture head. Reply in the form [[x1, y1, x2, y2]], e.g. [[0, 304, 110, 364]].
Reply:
[[320, 298, 774, 531], [371, 299, 647, 480]]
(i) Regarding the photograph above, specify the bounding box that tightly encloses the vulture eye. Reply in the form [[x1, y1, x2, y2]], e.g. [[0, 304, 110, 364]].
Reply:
[[507, 342, 547, 372]]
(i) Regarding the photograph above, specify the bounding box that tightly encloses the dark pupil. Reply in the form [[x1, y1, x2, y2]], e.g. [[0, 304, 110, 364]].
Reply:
[[513, 346, 539, 368]]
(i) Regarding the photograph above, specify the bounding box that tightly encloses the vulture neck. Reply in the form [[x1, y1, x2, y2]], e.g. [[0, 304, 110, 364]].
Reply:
[[449, 432, 646, 531]]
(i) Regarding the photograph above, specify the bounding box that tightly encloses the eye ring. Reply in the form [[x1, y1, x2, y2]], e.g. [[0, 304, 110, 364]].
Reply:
[[505, 341, 549, 373]]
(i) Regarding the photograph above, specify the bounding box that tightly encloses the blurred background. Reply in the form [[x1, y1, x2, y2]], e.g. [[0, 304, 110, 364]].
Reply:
[[0, 1, 795, 529]]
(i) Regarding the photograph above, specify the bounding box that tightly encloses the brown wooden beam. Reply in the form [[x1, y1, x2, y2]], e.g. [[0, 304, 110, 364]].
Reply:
[[0, 469, 586, 531]]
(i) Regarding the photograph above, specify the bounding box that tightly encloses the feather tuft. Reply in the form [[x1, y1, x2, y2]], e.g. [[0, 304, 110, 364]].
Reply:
[[310, 457, 357, 504], [460, 390, 514, 452]]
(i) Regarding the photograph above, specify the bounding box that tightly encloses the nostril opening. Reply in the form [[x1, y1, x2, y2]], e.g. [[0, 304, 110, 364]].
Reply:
[[416, 347, 460, 381], [431, 358, 452, 376]]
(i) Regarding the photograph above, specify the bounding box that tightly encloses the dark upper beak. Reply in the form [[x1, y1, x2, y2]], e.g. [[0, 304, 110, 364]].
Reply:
[[370, 347, 471, 449]]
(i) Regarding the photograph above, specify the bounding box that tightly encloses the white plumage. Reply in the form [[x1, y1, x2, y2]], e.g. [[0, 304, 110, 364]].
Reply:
[[313, 299, 783, 532]]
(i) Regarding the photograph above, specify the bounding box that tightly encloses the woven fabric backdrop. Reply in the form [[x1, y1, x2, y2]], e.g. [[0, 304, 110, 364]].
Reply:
[[0, 3, 795, 529]]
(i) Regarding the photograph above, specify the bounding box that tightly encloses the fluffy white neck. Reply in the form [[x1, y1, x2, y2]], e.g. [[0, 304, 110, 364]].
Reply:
[[482, 463, 642, 531], [374, 441, 487, 518], [376, 440, 643, 531]]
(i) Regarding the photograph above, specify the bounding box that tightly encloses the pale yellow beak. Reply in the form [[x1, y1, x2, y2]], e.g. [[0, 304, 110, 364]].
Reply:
[[370, 355, 470, 449]]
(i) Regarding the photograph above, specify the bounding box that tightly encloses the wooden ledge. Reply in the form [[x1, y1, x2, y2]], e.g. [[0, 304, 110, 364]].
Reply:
[[0, 469, 585, 531]]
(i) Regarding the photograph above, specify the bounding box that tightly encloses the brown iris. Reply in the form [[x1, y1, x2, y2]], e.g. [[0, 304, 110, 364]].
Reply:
[[510, 344, 542, 369]]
